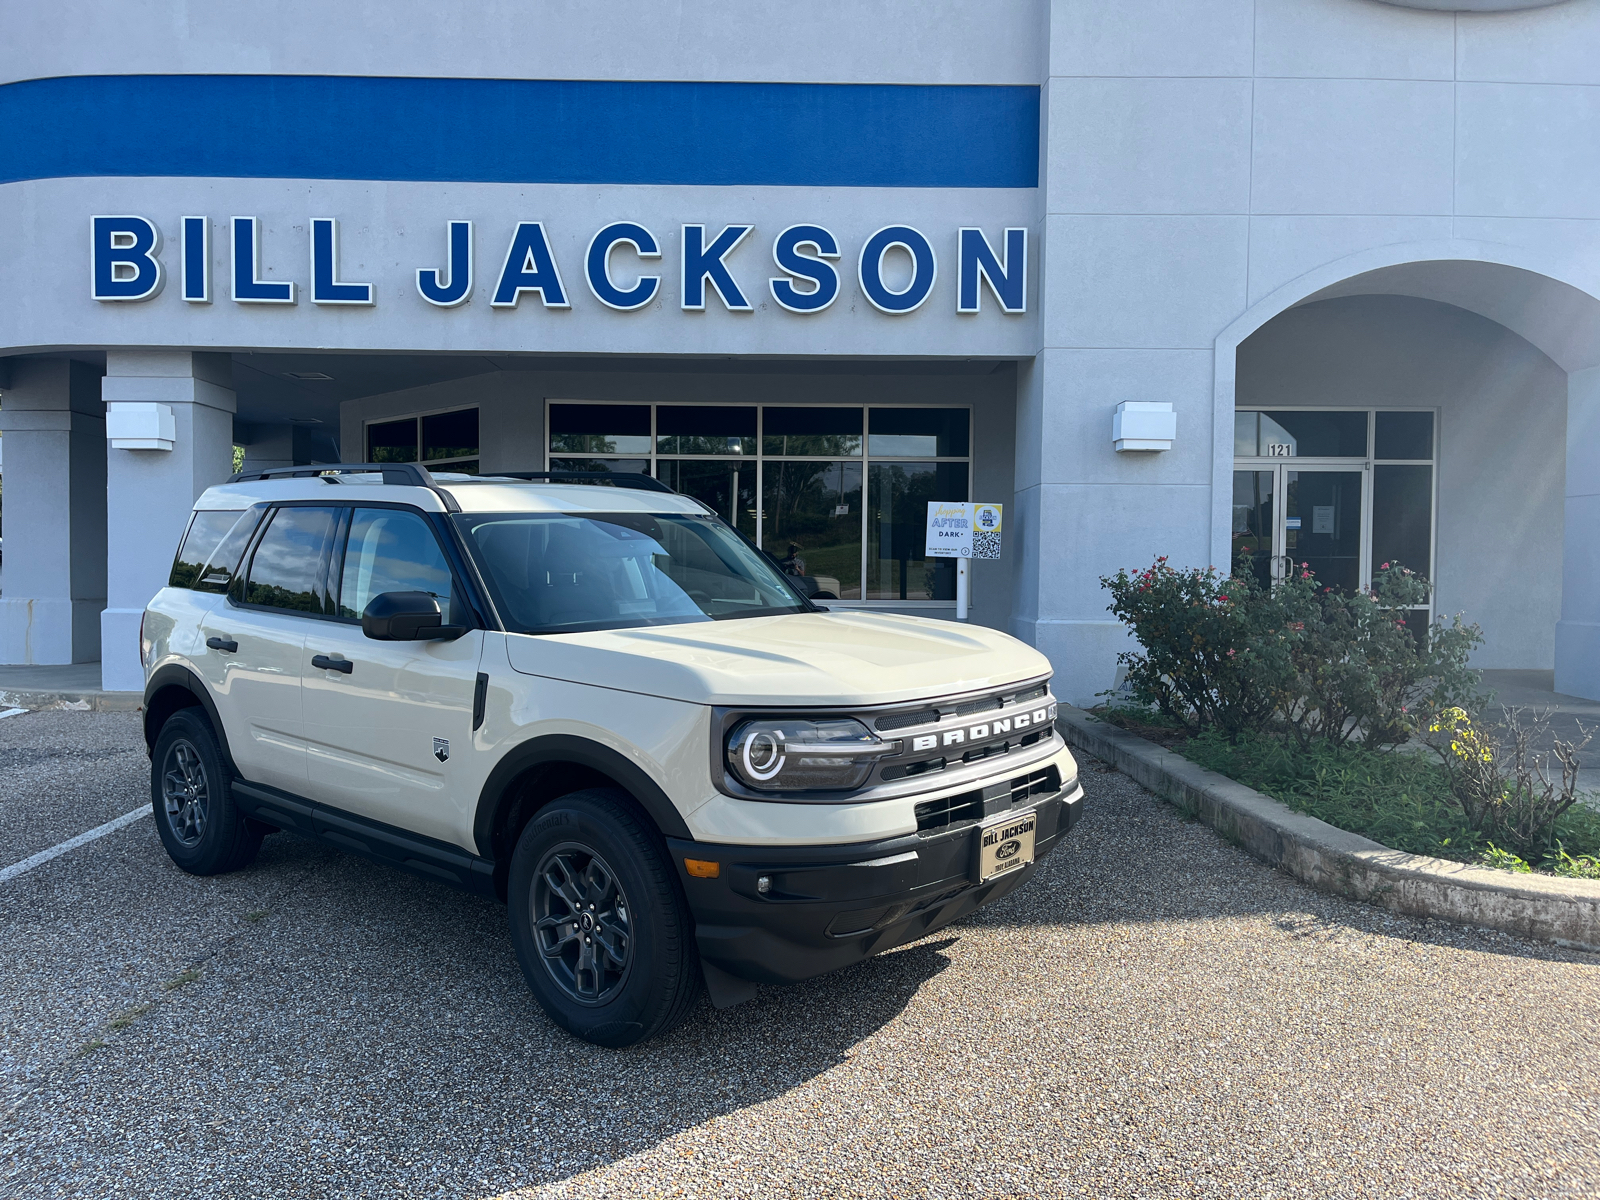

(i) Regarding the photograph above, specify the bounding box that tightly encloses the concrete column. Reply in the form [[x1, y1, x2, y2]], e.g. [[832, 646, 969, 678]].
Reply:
[[1556, 365, 1600, 700], [1014, 1, 1250, 706], [101, 351, 236, 691], [0, 358, 108, 664]]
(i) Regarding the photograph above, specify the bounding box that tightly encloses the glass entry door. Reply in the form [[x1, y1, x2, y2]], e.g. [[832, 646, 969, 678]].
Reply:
[[1233, 408, 1436, 628], [1232, 467, 1361, 592]]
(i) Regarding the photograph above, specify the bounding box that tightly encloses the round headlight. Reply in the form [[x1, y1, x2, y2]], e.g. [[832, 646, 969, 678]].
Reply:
[[726, 718, 895, 792]]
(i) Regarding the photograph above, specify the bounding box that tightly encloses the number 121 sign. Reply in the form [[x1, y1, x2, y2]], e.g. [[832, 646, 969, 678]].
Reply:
[[926, 501, 1003, 559]]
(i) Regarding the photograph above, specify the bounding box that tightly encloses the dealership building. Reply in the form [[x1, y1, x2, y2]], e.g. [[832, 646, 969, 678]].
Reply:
[[3, 0, 1599, 703]]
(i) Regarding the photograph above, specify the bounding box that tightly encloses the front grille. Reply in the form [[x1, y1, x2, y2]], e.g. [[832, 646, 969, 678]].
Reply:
[[953, 695, 1003, 718], [1012, 685, 1047, 704], [914, 765, 1063, 834], [876, 709, 939, 733], [914, 789, 984, 833], [1010, 766, 1060, 806]]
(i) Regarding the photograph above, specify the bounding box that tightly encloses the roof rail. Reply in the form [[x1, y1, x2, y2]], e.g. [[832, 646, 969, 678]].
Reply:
[[490, 471, 677, 494], [225, 462, 462, 512]]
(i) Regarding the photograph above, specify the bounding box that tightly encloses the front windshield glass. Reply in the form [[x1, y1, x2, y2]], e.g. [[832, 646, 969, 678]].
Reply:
[[457, 512, 811, 634]]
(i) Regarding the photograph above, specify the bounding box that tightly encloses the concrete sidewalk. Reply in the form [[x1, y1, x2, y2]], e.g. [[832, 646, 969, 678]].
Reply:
[[0, 664, 140, 712]]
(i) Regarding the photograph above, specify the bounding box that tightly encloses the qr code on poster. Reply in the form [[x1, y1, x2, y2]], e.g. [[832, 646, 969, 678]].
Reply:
[[972, 530, 1002, 560]]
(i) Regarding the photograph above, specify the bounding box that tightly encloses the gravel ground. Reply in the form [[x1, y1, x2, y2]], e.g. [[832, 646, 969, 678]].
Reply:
[[0, 710, 1596, 1199]]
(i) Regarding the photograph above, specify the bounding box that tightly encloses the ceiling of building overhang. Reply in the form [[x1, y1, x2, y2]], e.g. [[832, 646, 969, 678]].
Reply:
[[228, 352, 1014, 430]]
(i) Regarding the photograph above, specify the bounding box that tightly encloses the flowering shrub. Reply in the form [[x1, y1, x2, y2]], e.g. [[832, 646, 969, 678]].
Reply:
[[1100, 559, 1285, 739], [1103, 557, 1481, 748], [1268, 562, 1483, 750]]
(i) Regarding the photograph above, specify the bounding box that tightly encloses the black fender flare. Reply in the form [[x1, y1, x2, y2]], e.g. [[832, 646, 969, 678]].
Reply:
[[473, 734, 693, 856], [143, 664, 239, 777]]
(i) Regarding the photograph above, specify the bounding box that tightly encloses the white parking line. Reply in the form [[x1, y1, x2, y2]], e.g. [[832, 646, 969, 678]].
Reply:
[[0, 806, 151, 884]]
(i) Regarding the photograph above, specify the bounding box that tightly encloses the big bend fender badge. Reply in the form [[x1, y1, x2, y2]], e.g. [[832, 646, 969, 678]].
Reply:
[[433, 737, 450, 763]]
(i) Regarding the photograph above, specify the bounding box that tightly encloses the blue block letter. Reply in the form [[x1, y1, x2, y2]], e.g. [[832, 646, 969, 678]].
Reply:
[[586, 223, 660, 311], [492, 223, 568, 308], [957, 228, 1027, 314], [231, 217, 295, 304], [91, 216, 163, 302], [181, 216, 210, 303], [310, 218, 374, 305], [418, 221, 474, 307], [769, 225, 840, 314], [858, 226, 936, 315], [681, 223, 753, 312]]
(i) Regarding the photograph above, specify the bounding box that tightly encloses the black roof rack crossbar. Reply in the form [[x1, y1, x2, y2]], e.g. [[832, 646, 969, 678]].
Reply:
[[490, 471, 677, 494], [225, 462, 462, 512]]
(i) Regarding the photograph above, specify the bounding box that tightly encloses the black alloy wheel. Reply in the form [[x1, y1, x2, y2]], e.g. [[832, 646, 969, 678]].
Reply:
[[507, 788, 702, 1046], [161, 738, 210, 846], [532, 843, 634, 1004], [150, 710, 263, 876]]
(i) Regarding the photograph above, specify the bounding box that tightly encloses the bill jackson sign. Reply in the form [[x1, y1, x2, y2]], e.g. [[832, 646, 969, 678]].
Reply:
[[89, 216, 1028, 316]]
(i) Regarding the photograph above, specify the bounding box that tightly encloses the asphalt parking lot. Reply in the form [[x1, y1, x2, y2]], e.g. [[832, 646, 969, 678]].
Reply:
[[0, 710, 1596, 1199]]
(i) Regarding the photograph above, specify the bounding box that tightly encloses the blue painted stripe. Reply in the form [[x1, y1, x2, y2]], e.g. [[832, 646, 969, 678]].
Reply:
[[0, 75, 1039, 189]]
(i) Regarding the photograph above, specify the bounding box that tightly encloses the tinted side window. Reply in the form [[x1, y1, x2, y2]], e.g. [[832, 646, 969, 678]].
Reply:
[[336, 508, 454, 620], [193, 508, 265, 594], [170, 511, 245, 589], [243, 507, 339, 615]]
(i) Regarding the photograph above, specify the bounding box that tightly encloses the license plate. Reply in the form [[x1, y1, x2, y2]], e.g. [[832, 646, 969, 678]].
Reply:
[[977, 808, 1036, 883]]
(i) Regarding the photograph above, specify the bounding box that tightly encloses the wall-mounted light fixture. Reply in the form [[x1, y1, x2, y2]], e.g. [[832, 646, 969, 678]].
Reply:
[[106, 402, 176, 451], [1113, 401, 1175, 453]]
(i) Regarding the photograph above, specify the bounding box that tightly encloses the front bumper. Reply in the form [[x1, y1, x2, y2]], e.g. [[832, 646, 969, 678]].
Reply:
[[667, 778, 1084, 987]]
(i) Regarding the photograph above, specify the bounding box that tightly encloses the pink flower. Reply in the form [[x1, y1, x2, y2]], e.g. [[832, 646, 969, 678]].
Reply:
[[1380, 562, 1390, 570], [1218, 595, 1229, 602]]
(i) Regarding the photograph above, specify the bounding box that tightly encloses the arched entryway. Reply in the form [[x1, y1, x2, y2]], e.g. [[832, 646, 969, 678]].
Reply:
[[1210, 243, 1600, 701]]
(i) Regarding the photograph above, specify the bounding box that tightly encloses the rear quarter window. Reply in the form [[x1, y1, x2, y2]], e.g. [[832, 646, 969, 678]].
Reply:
[[169, 509, 263, 591]]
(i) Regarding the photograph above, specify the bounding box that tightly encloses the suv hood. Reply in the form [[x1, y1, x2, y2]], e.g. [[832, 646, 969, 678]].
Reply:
[[504, 611, 1051, 707]]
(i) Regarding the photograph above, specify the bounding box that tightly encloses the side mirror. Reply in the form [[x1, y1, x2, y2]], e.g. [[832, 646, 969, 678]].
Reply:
[[361, 591, 468, 641]]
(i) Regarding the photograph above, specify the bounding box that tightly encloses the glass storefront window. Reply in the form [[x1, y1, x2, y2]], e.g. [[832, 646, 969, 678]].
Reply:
[[655, 459, 757, 539], [422, 408, 479, 462], [368, 408, 479, 470], [1375, 411, 1433, 460], [368, 417, 420, 463], [1237, 410, 1368, 458], [538, 401, 969, 604], [761, 461, 863, 600], [549, 457, 651, 476], [656, 405, 756, 455], [866, 462, 965, 600], [761, 407, 863, 457], [1372, 465, 1433, 577], [868, 408, 970, 458], [549, 403, 651, 455]]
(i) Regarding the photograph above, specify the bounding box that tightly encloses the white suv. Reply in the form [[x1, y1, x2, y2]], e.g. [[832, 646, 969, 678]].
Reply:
[[142, 464, 1083, 1045]]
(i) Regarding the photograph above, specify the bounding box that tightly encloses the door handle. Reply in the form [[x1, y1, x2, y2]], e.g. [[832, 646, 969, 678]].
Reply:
[[311, 654, 354, 674], [205, 637, 238, 653]]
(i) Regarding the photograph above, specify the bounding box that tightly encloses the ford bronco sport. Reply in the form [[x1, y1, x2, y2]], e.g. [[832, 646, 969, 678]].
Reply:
[[142, 464, 1084, 1046]]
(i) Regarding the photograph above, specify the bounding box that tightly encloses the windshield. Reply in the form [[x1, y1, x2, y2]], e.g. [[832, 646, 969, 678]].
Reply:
[[456, 512, 811, 634]]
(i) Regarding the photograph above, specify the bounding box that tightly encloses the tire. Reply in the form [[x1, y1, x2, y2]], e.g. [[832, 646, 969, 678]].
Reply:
[[150, 709, 263, 876], [507, 788, 702, 1047]]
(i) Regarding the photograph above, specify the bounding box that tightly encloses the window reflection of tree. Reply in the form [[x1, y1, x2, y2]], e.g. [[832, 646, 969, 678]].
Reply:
[[763, 460, 863, 596]]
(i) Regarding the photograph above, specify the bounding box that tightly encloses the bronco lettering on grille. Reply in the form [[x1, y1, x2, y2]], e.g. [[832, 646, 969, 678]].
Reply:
[[907, 704, 1056, 755]]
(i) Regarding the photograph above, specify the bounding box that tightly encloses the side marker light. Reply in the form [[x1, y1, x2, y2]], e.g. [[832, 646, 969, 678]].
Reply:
[[684, 858, 720, 879]]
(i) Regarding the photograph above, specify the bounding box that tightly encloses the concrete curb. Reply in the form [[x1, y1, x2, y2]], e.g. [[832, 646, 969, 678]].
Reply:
[[1059, 706, 1600, 952], [0, 689, 142, 713]]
